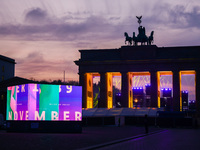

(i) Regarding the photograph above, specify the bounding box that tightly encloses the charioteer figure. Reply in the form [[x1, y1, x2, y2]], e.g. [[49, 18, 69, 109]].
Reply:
[[124, 16, 154, 46]]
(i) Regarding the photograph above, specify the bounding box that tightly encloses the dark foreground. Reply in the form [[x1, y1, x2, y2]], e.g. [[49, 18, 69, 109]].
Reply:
[[0, 126, 199, 150]]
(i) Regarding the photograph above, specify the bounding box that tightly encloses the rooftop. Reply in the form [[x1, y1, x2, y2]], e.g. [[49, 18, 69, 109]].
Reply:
[[77, 45, 200, 62], [0, 55, 15, 64]]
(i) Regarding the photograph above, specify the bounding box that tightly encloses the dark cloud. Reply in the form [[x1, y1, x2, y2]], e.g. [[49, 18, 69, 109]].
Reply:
[[0, 4, 200, 44], [0, 7, 121, 41], [25, 8, 48, 24], [181, 6, 200, 28], [109, 17, 121, 21], [0, 14, 116, 41], [145, 4, 200, 29], [18, 52, 44, 64]]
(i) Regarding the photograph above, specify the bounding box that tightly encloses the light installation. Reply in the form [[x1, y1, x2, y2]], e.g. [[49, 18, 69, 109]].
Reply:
[[161, 88, 172, 98], [7, 84, 82, 121], [181, 74, 195, 100]]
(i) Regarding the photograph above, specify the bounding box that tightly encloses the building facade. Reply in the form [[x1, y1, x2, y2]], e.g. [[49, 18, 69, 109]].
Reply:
[[0, 55, 15, 119], [75, 45, 200, 112], [0, 55, 15, 82]]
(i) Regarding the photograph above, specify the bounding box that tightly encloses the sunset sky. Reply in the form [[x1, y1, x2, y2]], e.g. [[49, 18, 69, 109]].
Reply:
[[0, 0, 200, 82]]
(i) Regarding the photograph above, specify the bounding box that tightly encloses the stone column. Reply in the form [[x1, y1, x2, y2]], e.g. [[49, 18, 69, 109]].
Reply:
[[79, 73, 86, 108], [99, 72, 107, 108], [172, 70, 181, 111], [150, 71, 158, 108], [121, 72, 129, 107], [196, 69, 200, 115], [106, 73, 113, 108], [128, 73, 133, 108]]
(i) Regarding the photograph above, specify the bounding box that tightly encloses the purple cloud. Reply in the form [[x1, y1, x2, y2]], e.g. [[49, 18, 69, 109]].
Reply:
[[25, 8, 48, 24], [0, 4, 200, 45]]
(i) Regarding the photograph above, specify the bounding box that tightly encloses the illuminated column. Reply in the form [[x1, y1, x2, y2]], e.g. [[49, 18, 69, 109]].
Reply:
[[172, 70, 181, 111], [157, 72, 161, 108], [196, 69, 200, 114], [128, 73, 133, 108], [179, 72, 182, 111], [106, 73, 113, 108], [84, 73, 93, 108], [150, 71, 158, 108], [121, 72, 132, 107]]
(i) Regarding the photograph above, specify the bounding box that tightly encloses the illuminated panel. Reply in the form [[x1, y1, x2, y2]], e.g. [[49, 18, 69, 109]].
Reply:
[[180, 70, 195, 111], [106, 73, 113, 108], [131, 72, 150, 76], [128, 72, 133, 108], [159, 71, 173, 76], [85, 73, 93, 108], [157, 71, 173, 108], [182, 91, 188, 107], [161, 88, 172, 97], [179, 71, 182, 111], [6, 84, 82, 121], [112, 72, 121, 90], [115, 93, 121, 107], [145, 84, 151, 95], [180, 71, 196, 75], [133, 87, 143, 96], [133, 87, 143, 107], [157, 72, 161, 108], [131, 72, 150, 107]]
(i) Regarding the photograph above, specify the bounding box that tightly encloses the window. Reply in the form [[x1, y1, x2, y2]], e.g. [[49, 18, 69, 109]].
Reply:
[[2, 66, 4, 72], [2, 75, 4, 81]]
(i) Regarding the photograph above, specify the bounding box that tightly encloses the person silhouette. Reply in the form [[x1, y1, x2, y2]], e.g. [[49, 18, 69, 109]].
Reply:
[[144, 114, 149, 134]]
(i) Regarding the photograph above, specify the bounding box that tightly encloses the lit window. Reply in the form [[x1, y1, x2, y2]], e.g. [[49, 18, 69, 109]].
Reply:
[[2, 76, 4, 81], [1, 95, 3, 100]]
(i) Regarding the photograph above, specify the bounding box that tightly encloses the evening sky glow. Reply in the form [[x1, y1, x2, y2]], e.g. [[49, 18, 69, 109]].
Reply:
[[0, 0, 200, 82]]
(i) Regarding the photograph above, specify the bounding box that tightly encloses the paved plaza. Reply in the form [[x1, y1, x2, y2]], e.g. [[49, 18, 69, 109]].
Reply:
[[0, 126, 199, 150], [92, 128, 200, 150]]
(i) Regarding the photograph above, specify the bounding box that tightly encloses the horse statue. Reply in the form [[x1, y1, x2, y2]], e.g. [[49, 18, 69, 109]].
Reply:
[[132, 32, 138, 46], [148, 31, 154, 45], [124, 32, 132, 45]]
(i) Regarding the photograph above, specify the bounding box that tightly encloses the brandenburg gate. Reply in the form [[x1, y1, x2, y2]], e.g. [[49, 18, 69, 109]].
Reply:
[[75, 45, 200, 111], [75, 16, 200, 112]]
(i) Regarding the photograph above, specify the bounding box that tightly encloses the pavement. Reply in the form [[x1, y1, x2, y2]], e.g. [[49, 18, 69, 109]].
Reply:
[[0, 126, 199, 150], [95, 128, 200, 150]]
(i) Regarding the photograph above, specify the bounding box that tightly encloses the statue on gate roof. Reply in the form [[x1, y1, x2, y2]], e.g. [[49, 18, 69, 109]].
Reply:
[[136, 16, 142, 26], [124, 16, 154, 46]]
